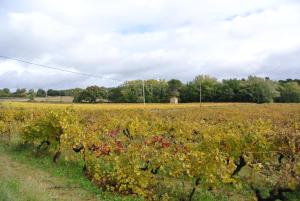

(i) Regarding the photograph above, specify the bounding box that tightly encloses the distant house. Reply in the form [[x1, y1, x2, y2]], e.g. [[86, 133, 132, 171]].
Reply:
[[170, 97, 178, 104]]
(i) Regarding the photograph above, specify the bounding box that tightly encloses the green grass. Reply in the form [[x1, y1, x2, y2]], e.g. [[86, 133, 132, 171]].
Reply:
[[0, 177, 52, 201], [0, 142, 142, 201]]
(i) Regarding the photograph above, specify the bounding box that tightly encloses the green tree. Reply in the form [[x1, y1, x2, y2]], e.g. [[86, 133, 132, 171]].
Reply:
[[3, 88, 10, 94], [144, 79, 168, 103], [167, 79, 182, 98], [108, 87, 125, 103], [218, 79, 243, 102], [36, 89, 46, 97], [73, 90, 96, 103], [62, 88, 83, 96], [180, 83, 198, 102], [86, 86, 108, 102], [13, 88, 27, 97], [245, 76, 279, 103], [195, 75, 220, 101], [120, 80, 144, 103], [0, 88, 10, 97], [278, 82, 300, 103], [28, 89, 35, 101], [47, 89, 60, 96]]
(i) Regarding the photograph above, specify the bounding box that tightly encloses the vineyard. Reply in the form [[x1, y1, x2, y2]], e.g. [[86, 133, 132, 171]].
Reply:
[[0, 102, 299, 201]]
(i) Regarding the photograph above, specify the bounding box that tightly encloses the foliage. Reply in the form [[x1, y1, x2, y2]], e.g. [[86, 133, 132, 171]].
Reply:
[[0, 103, 300, 200], [86, 86, 108, 100], [13, 88, 27, 97], [36, 89, 46, 97], [74, 90, 97, 103], [167, 79, 182, 98], [74, 86, 108, 103], [2, 76, 300, 103], [244, 76, 279, 103], [21, 108, 82, 162], [278, 82, 300, 103], [0, 88, 10, 97]]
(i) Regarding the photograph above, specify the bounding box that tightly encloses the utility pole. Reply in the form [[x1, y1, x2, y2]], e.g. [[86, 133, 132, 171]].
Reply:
[[199, 80, 202, 107], [142, 80, 145, 105], [60, 90, 62, 103]]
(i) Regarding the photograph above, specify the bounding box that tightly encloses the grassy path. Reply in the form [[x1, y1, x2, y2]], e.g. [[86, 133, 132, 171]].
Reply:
[[0, 153, 97, 201], [0, 141, 140, 201]]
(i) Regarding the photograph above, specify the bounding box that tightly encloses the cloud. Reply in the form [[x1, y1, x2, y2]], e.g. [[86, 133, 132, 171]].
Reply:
[[0, 0, 300, 89], [255, 49, 300, 79]]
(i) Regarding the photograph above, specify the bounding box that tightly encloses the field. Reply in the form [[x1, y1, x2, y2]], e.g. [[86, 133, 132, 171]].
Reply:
[[0, 96, 74, 103], [0, 102, 299, 201]]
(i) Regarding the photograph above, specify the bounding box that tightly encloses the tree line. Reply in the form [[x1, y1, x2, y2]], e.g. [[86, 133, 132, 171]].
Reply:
[[1, 75, 300, 103]]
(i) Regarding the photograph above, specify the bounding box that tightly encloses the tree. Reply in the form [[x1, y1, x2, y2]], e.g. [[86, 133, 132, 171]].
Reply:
[[194, 75, 220, 102], [279, 79, 300, 85], [73, 90, 96, 103], [108, 88, 125, 103], [245, 76, 279, 103], [62, 88, 83, 96], [278, 82, 300, 103], [120, 80, 144, 103], [0, 88, 10, 97], [47, 89, 60, 96], [86, 86, 108, 102], [3, 88, 10, 94], [180, 83, 198, 102], [13, 88, 27, 97], [144, 79, 168, 103], [167, 79, 182, 98], [218, 79, 245, 102], [36, 89, 46, 97], [28, 89, 35, 101]]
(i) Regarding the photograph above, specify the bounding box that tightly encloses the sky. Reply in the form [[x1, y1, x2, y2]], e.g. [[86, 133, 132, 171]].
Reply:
[[0, 0, 300, 89]]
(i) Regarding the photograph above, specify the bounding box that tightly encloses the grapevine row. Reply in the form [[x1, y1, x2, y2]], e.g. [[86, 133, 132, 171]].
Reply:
[[0, 104, 299, 200]]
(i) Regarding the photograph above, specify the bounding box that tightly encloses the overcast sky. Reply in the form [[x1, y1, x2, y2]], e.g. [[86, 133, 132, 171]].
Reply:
[[0, 0, 300, 89]]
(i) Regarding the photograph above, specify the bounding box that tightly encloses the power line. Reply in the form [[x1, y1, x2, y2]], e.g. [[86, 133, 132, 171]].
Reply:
[[0, 55, 123, 82], [0, 55, 149, 103]]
